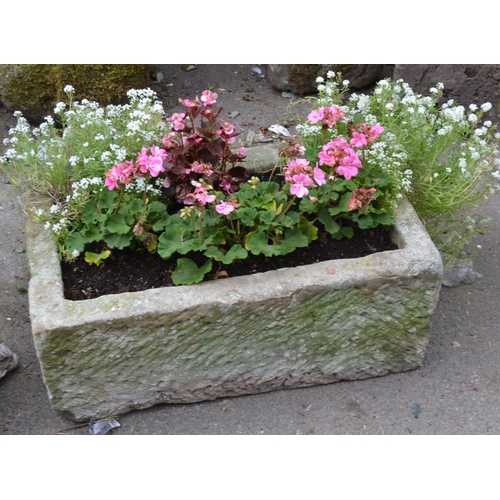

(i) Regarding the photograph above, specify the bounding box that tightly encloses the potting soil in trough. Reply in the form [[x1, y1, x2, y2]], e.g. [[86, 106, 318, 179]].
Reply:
[[61, 226, 397, 301]]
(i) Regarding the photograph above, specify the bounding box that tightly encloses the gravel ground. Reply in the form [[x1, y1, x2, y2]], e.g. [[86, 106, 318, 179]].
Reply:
[[1, 65, 500, 437]]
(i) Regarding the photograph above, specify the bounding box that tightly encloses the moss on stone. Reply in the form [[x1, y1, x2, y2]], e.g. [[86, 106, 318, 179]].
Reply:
[[0, 64, 151, 122]]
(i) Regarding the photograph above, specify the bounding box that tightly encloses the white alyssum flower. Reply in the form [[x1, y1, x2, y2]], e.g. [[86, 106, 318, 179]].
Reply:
[[481, 102, 492, 112], [64, 85, 75, 94]]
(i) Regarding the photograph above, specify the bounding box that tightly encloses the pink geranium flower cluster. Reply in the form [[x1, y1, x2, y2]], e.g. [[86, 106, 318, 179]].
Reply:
[[284, 158, 326, 198], [105, 146, 167, 190], [308, 105, 345, 127], [347, 187, 377, 211], [349, 124, 385, 149], [318, 137, 362, 180]]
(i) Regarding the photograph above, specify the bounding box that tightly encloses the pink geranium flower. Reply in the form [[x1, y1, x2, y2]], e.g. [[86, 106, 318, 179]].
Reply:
[[350, 131, 368, 149], [308, 108, 325, 124], [136, 146, 167, 177], [313, 166, 326, 186], [290, 174, 314, 198], [215, 200, 236, 215]]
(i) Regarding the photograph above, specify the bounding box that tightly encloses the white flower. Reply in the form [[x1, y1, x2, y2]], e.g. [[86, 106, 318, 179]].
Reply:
[[64, 85, 75, 94], [315, 76, 324, 83], [54, 102, 66, 114], [469, 104, 478, 112], [481, 102, 492, 112], [468, 114, 478, 123]]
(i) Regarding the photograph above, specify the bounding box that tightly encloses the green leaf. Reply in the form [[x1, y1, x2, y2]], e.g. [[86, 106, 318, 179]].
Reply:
[[258, 210, 276, 225], [204, 244, 248, 264], [82, 225, 102, 243], [238, 207, 258, 227], [372, 212, 393, 226], [279, 227, 309, 255], [298, 216, 319, 243], [332, 226, 354, 240], [104, 232, 134, 249], [106, 213, 132, 234], [97, 189, 119, 210], [84, 250, 111, 266], [152, 213, 172, 232], [328, 191, 351, 215], [357, 214, 375, 229], [172, 258, 213, 285], [318, 207, 341, 235], [66, 232, 86, 252], [245, 230, 281, 257], [157, 224, 203, 259], [147, 201, 167, 215]]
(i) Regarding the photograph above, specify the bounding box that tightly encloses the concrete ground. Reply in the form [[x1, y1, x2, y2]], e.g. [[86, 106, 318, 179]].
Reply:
[[1, 65, 500, 435]]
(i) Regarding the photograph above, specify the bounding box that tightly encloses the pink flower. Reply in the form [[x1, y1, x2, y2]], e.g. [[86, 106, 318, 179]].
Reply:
[[181, 98, 198, 108], [162, 132, 177, 149], [184, 182, 216, 206], [308, 105, 344, 127], [322, 105, 345, 127], [348, 187, 377, 211], [136, 146, 166, 177], [215, 201, 236, 215], [104, 160, 136, 190], [290, 174, 314, 198], [318, 138, 356, 168], [369, 124, 384, 141], [337, 164, 359, 180], [167, 112, 186, 131], [284, 157, 311, 182], [350, 131, 368, 149], [238, 146, 246, 157], [104, 172, 120, 190], [308, 108, 324, 124], [201, 90, 218, 106], [217, 121, 237, 144], [313, 166, 326, 186]]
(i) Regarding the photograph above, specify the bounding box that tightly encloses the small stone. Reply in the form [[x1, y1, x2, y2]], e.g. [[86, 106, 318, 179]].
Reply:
[[0, 343, 19, 378]]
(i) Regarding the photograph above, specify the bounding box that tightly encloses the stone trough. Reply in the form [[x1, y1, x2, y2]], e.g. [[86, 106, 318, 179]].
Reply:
[[26, 196, 443, 421]]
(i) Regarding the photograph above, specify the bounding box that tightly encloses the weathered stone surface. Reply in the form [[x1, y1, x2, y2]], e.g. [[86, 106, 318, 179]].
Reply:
[[26, 187, 442, 421], [266, 64, 384, 94], [0, 343, 19, 378], [0, 64, 151, 124], [244, 144, 280, 173], [393, 64, 500, 122]]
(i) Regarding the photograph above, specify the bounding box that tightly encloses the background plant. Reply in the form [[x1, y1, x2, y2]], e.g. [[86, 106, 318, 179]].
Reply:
[[296, 72, 500, 268], [0, 85, 169, 259]]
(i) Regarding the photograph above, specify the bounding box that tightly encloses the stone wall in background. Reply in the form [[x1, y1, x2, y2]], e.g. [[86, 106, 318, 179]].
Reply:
[[394, 64, 500, 123]]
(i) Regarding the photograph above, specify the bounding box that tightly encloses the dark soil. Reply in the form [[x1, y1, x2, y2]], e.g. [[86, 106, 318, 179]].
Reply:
[[61, 225, 397, 301]]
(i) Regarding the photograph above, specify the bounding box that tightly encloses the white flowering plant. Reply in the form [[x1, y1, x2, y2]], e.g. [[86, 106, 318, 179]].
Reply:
[[295, 72, 500, 267], [1, 86, 169, 259]]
